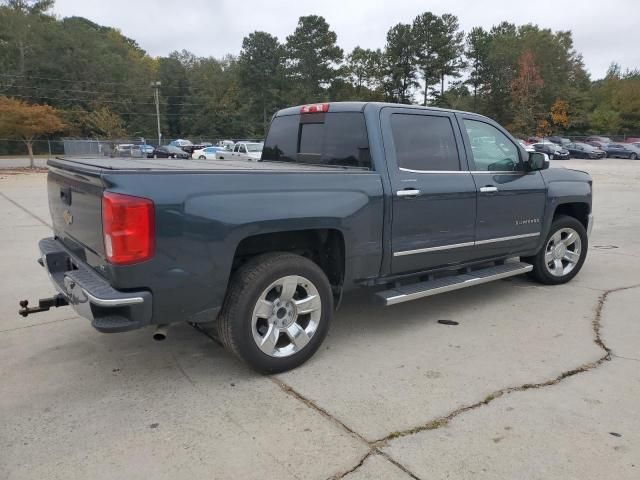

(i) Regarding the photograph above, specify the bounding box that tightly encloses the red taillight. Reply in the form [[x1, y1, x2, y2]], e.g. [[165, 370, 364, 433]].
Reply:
[[300, 103, 329, 114], [102, 192, 154, 265]]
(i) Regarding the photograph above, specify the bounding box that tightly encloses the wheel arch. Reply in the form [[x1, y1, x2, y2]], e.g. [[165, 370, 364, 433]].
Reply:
[[231, 228, 346, 295], [552, 202, 590, 229]]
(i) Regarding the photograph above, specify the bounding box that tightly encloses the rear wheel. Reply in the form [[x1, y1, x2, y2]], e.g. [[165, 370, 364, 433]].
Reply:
[[549, 154, 554, 160], [524, 215, 588, 285], [217, 252, 333, 373], [199, 155, 206, 159], [630, 153, 637, 160]]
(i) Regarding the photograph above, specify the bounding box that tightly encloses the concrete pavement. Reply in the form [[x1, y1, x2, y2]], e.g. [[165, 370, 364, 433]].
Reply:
[[1, 160, 639, 479]]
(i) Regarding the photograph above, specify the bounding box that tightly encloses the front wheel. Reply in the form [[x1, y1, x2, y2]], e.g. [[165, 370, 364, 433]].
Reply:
[[630, 153, 637, 160], [199, 155, 206, 159], [217, 252, 333, 373], [524, 215, 588, 285], [549, 154, 554, 160]]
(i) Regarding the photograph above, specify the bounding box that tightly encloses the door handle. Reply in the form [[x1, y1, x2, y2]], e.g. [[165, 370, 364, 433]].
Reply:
[[480, 186, 498, 193], [397, 189, 421, 198]]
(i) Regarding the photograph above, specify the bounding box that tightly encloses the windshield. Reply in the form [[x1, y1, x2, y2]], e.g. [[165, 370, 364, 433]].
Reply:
[[246, 143, 263, 152]]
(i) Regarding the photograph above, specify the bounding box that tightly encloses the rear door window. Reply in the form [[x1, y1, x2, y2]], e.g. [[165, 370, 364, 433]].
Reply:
[[262, 112, 371, 169], [390, 114, 461, 171]]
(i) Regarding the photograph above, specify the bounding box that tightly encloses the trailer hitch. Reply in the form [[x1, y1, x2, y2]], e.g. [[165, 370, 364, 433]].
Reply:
[[18, 294, 69, 317]]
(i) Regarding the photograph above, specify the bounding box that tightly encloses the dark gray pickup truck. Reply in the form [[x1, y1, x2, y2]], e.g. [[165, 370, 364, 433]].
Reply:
[[21, 102, 593, 372]]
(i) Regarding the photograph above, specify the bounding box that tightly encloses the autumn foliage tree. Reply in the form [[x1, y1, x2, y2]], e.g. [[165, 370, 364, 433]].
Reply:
[[550, 99, 570, 132], [510, 50, 544, 135], [0, 96, 63, 166]]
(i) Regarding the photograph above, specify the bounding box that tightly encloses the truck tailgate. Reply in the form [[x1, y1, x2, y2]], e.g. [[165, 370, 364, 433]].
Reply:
[[47, 162, 106, 263]]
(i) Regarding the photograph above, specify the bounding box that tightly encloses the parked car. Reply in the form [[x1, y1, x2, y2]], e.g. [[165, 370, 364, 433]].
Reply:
[[585, 136, 613, 144], [140, 145, 155, 155], [531, 142, 570, 160], [586, 140, 608, 150], [518, 139, 535, 152], [219, 141, 264, 161], [148, 145, 190, 159], [169, 139, 193, 148], [181, 143, 213, 155], [22, 102, 594, 373], [564, 142, 606, 159], [112, 144, 139, 158], [526, 136, 542, 144], [217, 140, 235, 151], [192, 146, 225, 159], [624, 137, 640, 144], [601, 143, 640, 159], [547, 136, 571, 146]]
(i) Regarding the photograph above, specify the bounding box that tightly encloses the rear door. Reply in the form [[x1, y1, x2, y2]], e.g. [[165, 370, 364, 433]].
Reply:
[[381, 107, 477, 274], [457, 115, 546, 257]]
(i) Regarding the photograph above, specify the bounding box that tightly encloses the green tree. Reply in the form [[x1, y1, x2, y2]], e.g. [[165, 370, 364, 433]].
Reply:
[[284, 15, 343, 102], [238, 31, 283, 133], [412, 12, 440, 105], [384, 23, 417, 103], [435, 14, 466, 99], [465, 27, 491, 109]]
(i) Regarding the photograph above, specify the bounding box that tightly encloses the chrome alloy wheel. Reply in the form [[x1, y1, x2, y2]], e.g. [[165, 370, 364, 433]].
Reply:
[[544, 227, 582, 277], [251, 275, 322, 358]]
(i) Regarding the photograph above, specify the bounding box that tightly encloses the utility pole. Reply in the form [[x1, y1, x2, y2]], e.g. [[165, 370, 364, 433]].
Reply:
[[151, 81, 162, 146]]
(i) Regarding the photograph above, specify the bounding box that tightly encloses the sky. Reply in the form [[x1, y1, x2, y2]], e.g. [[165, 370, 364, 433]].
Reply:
[[53, 0, 639, 80]]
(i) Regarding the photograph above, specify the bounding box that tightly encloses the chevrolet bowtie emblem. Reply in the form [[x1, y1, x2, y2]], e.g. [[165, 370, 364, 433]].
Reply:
[[63, 209, 73, 225]]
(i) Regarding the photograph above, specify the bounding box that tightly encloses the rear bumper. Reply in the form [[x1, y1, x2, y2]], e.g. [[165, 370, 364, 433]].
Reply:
[[39, 237, 152, 333]]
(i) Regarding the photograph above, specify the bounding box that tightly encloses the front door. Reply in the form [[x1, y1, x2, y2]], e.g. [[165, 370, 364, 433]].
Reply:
[[381, 108, 477, 274], [457, 115, 546, 258]]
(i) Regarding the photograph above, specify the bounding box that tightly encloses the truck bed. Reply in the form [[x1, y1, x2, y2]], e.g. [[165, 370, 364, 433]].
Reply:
[[51, 156, 349, 172]]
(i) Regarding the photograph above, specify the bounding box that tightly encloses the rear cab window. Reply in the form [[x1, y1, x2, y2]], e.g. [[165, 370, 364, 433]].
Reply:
[[262, 111, 372, 169]]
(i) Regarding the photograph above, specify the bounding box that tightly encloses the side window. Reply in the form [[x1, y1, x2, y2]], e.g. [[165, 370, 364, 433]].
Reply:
[[239, 145, 247, 153], [390, 114, 460, 171], [464, 119, 520, 171], [233, 144, 240, 152]]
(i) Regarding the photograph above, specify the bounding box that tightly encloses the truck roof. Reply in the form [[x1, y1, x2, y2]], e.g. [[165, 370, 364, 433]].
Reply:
[[274, 101, 489, 120]]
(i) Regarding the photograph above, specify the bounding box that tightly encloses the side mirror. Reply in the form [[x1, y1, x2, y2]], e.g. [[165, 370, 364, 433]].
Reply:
[[528, 151, 550, 171]]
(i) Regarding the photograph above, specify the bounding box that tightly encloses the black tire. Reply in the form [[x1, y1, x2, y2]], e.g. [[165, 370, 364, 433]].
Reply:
[[630, 153, 637, 160], [524, 215, 588, 285], [199, 155, 206, 159], [549, 154, 554, 160], [217, 252, 333, 373]]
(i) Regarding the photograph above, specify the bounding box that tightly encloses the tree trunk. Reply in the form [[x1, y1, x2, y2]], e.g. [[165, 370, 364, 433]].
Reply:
[[423, 81, 428, 107], [25, 140, 34, 168]]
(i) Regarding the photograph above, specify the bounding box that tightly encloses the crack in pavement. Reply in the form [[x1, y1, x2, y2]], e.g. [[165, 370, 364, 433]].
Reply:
[[271, 283, 640, 479], [0, 315, 79, 333], [0, 191, 52, 227]]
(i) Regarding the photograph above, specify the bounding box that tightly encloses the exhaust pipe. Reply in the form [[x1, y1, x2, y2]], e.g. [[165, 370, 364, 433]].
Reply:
[[153, 324, 169, 341]]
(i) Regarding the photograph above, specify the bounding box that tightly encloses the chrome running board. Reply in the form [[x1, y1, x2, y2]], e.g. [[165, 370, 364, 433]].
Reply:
[[376, 262, 533, 306]]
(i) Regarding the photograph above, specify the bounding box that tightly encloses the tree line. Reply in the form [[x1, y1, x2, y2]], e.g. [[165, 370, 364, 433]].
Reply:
[[0, 0, 638, 148]]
